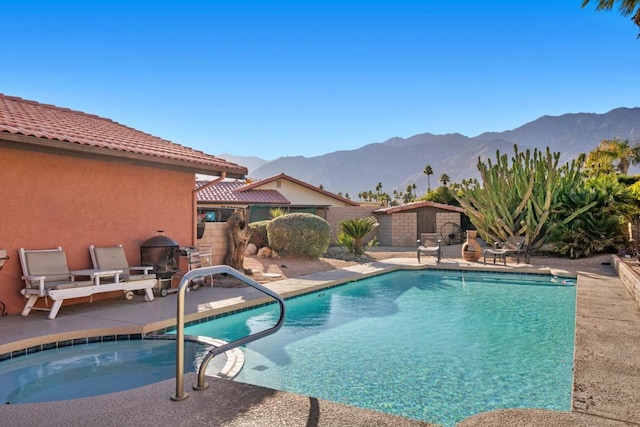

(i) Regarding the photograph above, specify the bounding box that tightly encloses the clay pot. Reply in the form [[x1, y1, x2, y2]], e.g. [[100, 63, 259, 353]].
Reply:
[[461, 230, 482, 262]]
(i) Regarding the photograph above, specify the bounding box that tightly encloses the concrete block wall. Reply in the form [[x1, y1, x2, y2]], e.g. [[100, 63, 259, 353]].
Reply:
[[435, 211, 461, 240], [326, 206, 378, 243], [391, 212, 418, 246], [376, 215, 393, 246], [197, 222, 228, 265]]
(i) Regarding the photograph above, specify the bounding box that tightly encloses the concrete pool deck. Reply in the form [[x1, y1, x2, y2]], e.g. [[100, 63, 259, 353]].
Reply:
[[1, 252, 639, 426]]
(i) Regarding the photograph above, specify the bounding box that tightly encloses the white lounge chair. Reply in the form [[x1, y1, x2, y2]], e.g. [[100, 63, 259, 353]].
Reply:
[[89, 244, 155, 281], [89, 244, 157, 298], [19, 247, 156, 319], [417, 233, 441, 263]]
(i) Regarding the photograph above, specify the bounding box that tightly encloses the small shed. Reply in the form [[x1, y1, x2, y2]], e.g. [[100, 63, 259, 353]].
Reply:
[[373, 201, 467, 247]]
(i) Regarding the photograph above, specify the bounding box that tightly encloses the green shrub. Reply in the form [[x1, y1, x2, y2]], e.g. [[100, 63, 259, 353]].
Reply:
[[248, 220, 270, 248], [267, 213, 330, 256], [336, 232, 356, 253], [338, 216, 379, 255]]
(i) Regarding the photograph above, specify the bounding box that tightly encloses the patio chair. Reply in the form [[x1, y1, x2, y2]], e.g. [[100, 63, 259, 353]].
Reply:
[[483, 236, 527, 266], [417, 233, 441, 263], [89, 244, 157, 299], [89, 244, 155, 281], [19, 247, 156, 320]]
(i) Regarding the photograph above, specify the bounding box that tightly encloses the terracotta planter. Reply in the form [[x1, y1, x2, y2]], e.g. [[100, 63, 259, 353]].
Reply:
[[461, 230, 482, 262]]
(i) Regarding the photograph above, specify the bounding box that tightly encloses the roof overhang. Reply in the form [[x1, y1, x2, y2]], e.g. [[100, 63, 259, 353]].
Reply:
[[0, 133, 247, 178]]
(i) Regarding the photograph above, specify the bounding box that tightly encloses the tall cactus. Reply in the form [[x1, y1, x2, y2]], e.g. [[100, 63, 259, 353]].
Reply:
[[456, 146, 588, 250]]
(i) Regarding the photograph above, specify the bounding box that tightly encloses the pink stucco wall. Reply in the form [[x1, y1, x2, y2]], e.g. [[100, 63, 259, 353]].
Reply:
[[0, 148, 196, 315]]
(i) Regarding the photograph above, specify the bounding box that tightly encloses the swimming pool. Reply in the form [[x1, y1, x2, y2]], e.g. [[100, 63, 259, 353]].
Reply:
[[0, 338, 239, 404], [0, 269, 575, 426], [184, 270, 576, 427]]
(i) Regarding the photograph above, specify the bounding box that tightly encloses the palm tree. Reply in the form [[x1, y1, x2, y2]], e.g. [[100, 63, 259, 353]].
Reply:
[[439, 173, 450, 186], [339, 216, 379, 255], [582, 0, 640, 34], [586, 139, 640, 175], [423, 165, 433, 191]]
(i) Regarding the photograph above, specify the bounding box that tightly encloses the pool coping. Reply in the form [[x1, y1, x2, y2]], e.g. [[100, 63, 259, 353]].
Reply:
[[1, 255, 638, 426]]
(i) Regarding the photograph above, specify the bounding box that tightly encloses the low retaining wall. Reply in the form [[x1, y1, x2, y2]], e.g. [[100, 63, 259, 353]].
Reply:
[[611, 255, 640, 308]]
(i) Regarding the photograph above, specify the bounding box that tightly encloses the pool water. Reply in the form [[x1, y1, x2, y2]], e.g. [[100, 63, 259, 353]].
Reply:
[[0, 339, 206, 404], [185, 270, 576, 426]]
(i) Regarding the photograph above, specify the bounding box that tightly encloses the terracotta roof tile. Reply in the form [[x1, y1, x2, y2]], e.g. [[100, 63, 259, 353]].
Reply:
[[240, 173, 358, 206], [374, 200, 465, 214], [196, 180, 290, 204], [0, 94, 247, 176]]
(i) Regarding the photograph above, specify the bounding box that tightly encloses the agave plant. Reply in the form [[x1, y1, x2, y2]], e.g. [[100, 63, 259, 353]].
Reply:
[[339, 216, 379, 255], [549, 174, 630, 258]]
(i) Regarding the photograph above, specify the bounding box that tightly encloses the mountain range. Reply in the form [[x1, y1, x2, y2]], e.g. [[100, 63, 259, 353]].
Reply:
[[218, 107, 640, 198]]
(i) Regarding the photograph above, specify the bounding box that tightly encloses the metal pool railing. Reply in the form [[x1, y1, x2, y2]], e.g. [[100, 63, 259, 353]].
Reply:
[[171, 265, 286, 401]]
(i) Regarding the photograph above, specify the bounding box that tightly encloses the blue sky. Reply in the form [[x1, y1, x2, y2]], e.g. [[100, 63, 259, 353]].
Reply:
[[2, 1, 638, 161]]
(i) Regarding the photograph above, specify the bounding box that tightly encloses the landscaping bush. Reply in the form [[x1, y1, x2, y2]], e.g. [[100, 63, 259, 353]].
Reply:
[[338, 216, 379, 255], [267, 213, 330, 256], [248, 220, 270, 249]]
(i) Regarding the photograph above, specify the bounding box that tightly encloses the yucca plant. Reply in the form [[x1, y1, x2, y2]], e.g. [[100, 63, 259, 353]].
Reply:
[[339, 216, 379, 255], [270, 207, 287, 218], [549, 174, 630, 258]]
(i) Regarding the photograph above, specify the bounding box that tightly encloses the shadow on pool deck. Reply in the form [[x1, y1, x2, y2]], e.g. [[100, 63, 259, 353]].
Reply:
[[1, 253, 639, 426]]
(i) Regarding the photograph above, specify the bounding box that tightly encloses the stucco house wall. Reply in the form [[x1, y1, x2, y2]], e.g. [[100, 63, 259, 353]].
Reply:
[[0, 94, 247, 316], [0, 149, 196, 314]]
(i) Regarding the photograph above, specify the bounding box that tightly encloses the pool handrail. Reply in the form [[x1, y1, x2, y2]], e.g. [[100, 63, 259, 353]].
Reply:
[[171, 265, 285, 401]]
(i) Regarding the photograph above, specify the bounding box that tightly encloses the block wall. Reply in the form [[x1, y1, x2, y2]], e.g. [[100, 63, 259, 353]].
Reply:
[[326, 206, 378, 243], [390, 212, 418, 246], [435, 211, 461, 239]]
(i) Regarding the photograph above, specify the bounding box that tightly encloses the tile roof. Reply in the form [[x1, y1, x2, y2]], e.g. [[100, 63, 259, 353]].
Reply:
[[0, 94, 247, 177], [196, 180, 290, 204], [241, 173, 359, 206], [374, 200, 465, 214]]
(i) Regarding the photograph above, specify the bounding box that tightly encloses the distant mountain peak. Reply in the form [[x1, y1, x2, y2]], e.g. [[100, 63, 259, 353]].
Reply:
[[223, 107, 640, 197]]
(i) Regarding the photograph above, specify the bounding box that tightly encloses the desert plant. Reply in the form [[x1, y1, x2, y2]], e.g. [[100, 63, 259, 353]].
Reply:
[[339, 216, 379, 255], [456, 146, 590, 251], [270, 207, 287, 218], [549, 175, 630, 258], [336, 232, 356, 253], [267, 213, 330, 256]]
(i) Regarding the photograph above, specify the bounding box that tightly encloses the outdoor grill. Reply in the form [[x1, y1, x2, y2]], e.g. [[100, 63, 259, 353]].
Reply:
[[140, 231, 180, 280]]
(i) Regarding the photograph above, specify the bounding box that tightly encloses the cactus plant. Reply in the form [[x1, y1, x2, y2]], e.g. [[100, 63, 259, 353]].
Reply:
[[456, 146, 591, 251]]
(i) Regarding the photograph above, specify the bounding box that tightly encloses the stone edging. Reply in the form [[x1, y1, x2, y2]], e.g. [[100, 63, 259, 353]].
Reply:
[[611, 255, 640, 308]]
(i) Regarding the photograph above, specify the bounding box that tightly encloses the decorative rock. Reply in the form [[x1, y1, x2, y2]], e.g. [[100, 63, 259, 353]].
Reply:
[[257, 247, 272, 258], [245, 243, 257, 255]]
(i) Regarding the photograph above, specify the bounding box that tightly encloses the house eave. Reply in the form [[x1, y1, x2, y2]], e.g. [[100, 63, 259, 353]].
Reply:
[[0, 133, 247, 178]]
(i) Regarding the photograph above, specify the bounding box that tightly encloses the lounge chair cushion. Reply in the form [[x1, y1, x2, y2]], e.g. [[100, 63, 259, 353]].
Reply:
[[24, 250, 71, 283], [91, 246, 132, 276]]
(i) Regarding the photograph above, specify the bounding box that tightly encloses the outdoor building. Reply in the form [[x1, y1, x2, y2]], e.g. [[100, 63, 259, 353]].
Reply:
[[0, 94, 247, 315], [196, 173, 358, 223], [373, 201, 467, 247], [195, 173, 360, 262]]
